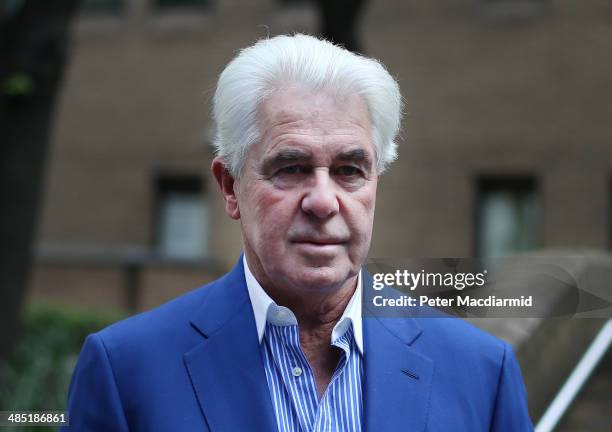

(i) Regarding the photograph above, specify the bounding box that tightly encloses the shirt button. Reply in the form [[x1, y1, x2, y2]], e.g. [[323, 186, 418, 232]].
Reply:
[[292, 366, 303, 377]]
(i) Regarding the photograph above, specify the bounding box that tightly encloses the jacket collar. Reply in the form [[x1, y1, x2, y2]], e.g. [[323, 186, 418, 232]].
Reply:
[[185, 256, 278, 431]]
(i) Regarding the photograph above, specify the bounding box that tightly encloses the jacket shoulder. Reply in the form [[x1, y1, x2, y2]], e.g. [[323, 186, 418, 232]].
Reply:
[[95, 270, 232, 352], [415, 316, 507, 361]]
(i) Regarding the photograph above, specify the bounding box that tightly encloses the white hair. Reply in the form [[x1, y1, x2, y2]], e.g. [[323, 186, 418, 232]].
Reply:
[[212, 33, 403, 177]]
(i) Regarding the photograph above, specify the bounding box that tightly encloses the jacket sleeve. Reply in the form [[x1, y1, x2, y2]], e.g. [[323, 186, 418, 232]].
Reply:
[[61, 333, 129, 431], [490, 343, 534, 432]]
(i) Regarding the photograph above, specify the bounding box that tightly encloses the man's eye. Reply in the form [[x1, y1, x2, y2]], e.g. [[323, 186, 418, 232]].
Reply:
[[279, 165, 308, 175], [336, 166, 362, 176]]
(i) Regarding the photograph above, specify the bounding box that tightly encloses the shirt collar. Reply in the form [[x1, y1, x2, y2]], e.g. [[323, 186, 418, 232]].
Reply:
[[243, 254, 363, 354]]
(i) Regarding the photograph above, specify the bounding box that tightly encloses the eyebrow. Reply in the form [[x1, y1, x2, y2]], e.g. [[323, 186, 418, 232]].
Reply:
[[337, 149, 373, 171], [261, 147, 374, 173], [261, 149, 312, 173]]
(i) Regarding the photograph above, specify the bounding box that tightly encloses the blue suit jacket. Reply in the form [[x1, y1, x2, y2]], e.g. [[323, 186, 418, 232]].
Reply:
[[64, 257, 533, 431]]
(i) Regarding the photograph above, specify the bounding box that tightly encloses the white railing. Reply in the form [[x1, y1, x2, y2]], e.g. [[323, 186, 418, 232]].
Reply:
[[535, 319, 612, 432]]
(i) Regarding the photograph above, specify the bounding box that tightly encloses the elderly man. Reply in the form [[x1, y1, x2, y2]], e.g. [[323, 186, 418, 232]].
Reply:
[[64, 35, 532, 431]]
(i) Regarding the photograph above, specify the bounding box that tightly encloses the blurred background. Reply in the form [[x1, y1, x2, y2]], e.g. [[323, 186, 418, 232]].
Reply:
[[1, 0, 611, 430]]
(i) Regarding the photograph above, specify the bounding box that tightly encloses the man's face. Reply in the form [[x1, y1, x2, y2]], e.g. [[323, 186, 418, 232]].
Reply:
[[220, 87, 378, 294]]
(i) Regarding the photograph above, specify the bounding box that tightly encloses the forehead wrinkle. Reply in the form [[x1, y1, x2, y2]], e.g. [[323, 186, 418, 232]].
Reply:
[[266, 120, 370, 140], [263, 131, 370, 163], [262, 103, 371, 136], [263, 116, 372, 149], [255, 89, 375, 168]]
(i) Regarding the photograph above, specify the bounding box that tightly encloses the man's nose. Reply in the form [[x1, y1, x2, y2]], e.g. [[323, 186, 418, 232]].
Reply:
[[301, 169, 339, 219]]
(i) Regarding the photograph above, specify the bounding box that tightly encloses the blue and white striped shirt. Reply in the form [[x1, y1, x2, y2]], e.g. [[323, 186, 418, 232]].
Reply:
[[244, 256, 363, 432]]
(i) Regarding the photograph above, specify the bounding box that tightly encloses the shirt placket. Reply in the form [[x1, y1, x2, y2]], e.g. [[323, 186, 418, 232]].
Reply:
[[269, 324, 319, 431], [312, 330, 353, 432]]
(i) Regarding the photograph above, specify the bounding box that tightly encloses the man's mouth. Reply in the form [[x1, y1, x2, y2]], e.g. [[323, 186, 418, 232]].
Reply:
[[290, 237, 349, 255], [291, 237, 347, 245]]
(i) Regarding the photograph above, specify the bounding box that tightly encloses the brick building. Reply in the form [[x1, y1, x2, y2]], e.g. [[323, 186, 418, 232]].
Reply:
[[28, 1, 612, 427], [32, 0, 612, 307]]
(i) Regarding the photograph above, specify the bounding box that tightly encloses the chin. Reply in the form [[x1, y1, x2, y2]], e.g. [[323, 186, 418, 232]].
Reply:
[[288, 264, 349, 291]]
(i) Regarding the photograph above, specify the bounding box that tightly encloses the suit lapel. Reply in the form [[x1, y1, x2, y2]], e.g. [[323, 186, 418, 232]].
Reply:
[[362, 271, 435, 432], [184, 259, 277, 432], [183, 261, 434, 431]]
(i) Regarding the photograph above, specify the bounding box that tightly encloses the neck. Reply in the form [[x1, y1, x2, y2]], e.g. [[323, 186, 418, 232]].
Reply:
[[244, 253, 358, 398], [244, 253, 358, 331], [268, 275, 357, 332]]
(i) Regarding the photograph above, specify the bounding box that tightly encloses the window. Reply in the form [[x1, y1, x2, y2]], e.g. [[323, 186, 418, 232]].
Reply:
[[155, 174, 208, 259], [477, 176, 539, 258]]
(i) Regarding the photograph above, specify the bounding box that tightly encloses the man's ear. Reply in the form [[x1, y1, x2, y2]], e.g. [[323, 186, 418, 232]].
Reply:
[[211, 156, 240, 220]]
